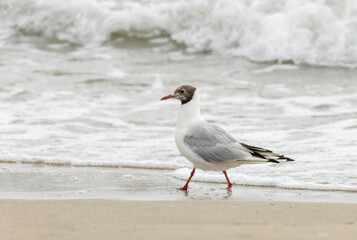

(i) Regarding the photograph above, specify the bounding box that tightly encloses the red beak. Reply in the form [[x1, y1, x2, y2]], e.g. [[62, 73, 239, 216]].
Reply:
[[160, 94, 175, 101]]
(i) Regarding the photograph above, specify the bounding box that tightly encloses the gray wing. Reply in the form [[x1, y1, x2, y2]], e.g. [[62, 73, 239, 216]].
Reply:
[[184, 123, 253, 163]]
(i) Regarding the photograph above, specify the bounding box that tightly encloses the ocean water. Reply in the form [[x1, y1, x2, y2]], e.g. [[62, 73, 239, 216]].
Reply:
[[0, 0, 356, 192]]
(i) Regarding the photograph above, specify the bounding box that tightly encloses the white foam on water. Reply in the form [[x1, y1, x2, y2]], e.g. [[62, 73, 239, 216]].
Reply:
[[2, 0, 357, 66], [0, 153, 188, 170], [107, 69, 127, 79], [1, 85, 356, 192], [171, 168, 357, 192]]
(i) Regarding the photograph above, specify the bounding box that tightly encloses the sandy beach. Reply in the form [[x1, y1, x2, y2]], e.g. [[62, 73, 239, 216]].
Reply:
[[1, 163, 356, 240], [1, 200, 356, 240]]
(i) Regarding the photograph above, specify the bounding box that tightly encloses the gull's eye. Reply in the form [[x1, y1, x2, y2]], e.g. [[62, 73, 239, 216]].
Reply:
[[179, 89, 185, 94]]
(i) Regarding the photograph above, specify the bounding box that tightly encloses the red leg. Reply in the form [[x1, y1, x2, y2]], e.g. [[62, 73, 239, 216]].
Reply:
[[223, 171, 232, 190], [178, 168, 196, 191]]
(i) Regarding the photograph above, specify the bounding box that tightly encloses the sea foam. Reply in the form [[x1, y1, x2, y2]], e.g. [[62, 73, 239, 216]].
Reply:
[[2, 0, 357, 66]]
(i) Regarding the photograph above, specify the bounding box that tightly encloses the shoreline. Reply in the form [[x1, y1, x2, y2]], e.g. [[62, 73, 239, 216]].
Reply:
[[1, 161, 357, 193], [1, 162, 356, 203], [1, 200, 356, 240]]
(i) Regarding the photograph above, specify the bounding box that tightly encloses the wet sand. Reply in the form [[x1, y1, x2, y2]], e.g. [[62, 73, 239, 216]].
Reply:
[[1, 163, 357, 202], [1, 200, 356, 240]]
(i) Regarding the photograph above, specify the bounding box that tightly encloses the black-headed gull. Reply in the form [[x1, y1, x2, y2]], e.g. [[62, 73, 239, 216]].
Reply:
[[161, 85, 293, 190]]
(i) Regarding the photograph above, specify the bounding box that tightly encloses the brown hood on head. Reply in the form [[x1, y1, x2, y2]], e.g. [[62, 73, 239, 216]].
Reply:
[[174, 85, 196, 104]]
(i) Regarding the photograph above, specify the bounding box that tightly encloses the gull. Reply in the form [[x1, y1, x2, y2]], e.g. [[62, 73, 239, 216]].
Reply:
[[161, 85, 294, 191]]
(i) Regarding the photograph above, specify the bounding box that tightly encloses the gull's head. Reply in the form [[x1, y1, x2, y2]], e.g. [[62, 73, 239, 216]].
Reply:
[[160, 85, 197, 104]]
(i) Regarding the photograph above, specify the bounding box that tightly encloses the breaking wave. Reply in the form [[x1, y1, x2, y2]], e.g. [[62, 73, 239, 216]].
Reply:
[[2, 0, 357, 66]]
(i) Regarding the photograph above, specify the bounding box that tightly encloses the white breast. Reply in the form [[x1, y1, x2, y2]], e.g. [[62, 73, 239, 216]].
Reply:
[[174, 91, 224, 171]]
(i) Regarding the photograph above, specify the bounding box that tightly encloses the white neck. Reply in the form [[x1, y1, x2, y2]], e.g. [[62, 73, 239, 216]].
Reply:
[[177, 90, 205, 128]]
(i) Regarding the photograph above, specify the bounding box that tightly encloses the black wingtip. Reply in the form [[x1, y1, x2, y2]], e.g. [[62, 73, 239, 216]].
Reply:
[[278, 156, 295, 161], [268, 159, 280, 163]]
